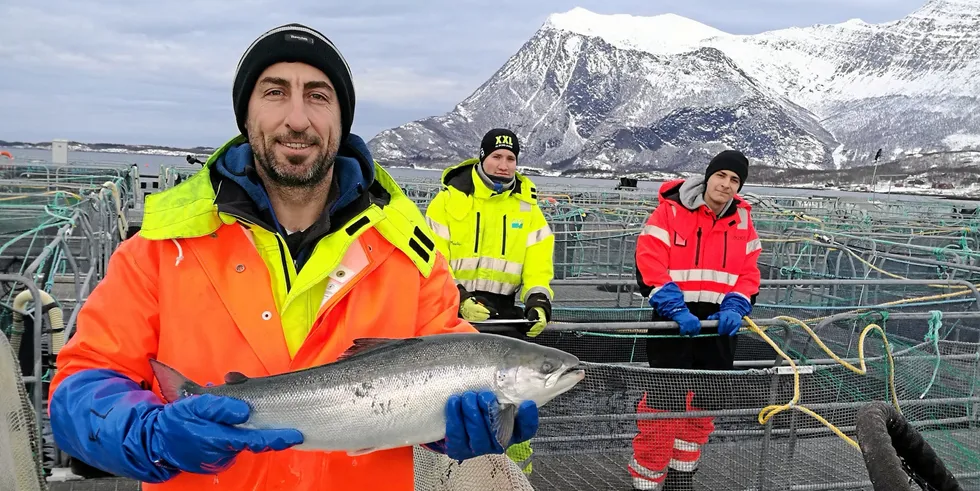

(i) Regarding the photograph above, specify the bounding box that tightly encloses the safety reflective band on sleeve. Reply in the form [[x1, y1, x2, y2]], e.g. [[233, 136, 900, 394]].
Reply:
[[425, 216, 451, 240], [641, 225, 670, 247], [746, 238, 762, 254], [526, 225, 553, 247]]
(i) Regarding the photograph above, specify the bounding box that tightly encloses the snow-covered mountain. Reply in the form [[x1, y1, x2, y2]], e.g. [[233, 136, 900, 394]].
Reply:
[[368, 0, 980, 175]]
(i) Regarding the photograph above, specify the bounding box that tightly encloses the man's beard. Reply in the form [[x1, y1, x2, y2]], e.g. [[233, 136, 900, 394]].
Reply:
[[252, 129, 339, 188]]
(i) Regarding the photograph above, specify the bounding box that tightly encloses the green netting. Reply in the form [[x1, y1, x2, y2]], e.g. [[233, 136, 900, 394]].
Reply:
[[1, 161, 138, 480], [36, 167, 978, 489]]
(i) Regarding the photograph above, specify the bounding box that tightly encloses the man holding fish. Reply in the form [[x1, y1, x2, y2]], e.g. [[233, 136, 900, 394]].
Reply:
[[45, 23, 569, 490]]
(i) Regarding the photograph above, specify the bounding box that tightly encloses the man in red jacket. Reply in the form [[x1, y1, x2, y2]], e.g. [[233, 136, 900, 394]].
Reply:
[[628, 150, 762, 491]]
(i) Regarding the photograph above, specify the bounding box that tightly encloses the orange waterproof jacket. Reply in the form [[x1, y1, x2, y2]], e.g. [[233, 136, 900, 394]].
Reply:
[[49, 135, 474, 490]]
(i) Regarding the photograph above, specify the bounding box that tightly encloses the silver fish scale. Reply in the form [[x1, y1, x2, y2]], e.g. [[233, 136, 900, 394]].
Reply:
[[205, 334, 515, 453]]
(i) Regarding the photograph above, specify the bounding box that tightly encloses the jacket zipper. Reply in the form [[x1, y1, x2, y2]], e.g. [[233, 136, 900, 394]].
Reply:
[[723, 231, 728, 269], [474, 212, 481, 253], [274, 234, 292, 292], [225, 211, 293, 292], [501, 214, 507, 255], [695, 227, 703, 267]]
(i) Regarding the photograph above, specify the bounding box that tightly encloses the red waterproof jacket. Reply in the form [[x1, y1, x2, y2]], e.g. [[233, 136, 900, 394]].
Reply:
[[636, 178, 761, 318]]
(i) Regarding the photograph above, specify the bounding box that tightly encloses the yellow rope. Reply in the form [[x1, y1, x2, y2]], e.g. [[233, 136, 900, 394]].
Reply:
[[743, 315, 900, 451]]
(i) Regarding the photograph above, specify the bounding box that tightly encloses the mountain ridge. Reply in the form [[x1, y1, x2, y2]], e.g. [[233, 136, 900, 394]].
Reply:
[[368, 0, 980, 177]]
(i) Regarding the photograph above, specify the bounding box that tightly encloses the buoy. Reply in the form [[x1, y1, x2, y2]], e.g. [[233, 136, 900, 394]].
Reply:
[[0, 150, 12, 159]]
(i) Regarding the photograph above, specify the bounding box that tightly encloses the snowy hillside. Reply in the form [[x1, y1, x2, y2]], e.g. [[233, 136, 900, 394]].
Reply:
[[369, 0, 980, 175]]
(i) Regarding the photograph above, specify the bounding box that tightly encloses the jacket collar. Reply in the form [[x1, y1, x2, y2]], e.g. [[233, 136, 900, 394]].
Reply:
[[439, 159, 537, 204], [140, 133, 390, 246], [658, 177, 747, 219]]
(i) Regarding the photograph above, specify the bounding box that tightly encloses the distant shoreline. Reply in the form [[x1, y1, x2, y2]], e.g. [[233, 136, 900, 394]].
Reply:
[[0, 140, 214, 158], [5, 143, 979, 201]]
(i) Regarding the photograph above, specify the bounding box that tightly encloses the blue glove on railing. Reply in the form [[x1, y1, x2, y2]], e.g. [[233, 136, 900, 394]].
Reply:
[[708, 293, 752, 336], [649, 282, 702, 336], [50, 369, 304, 483], [424, 391, 538, 461]]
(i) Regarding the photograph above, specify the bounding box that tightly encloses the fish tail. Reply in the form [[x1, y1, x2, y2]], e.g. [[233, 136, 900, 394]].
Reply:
[[149, 359, 204, 402]]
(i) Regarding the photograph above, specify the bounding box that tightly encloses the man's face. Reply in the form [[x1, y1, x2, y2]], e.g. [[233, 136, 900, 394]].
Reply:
[[245, 62, 342, 188], [482, 149, 517, 180], [705, 170, 741, 207]]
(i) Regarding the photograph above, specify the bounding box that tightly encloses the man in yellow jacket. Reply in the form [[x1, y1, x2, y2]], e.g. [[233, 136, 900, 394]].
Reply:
[[424, 128, 555, 474]]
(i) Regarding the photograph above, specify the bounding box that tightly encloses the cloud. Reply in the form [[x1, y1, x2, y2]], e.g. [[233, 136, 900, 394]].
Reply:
[[0, 0, 929, 146]]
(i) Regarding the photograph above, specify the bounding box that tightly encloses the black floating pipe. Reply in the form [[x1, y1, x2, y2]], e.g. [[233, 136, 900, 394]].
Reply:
[[855, 401, 963, 491]]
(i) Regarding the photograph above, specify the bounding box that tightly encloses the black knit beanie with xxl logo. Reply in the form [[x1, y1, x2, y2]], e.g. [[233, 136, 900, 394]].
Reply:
[[479, 128, 520, 163], [232, 23, 355, 141]]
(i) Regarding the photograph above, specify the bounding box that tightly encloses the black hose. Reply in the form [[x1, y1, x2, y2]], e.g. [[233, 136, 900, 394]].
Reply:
[[855, 401, 963, 491]]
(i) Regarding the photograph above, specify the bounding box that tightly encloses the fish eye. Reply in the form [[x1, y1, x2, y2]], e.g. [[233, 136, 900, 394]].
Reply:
[[541, 360, 556, 373]]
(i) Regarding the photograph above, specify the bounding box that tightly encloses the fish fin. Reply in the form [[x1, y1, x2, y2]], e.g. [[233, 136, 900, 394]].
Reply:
[[224, 371, 249, 385], [493, 403, 517, 450], [346, 447, 379, 456], [149, 359, 203, 403], [337, 337, 423, 361]]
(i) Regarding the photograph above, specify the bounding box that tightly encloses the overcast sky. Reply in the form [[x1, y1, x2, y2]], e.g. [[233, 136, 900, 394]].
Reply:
[[0, 0, 926, 148]]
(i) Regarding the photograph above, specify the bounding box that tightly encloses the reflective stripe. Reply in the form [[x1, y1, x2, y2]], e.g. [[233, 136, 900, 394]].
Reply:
[[450, 257, 523, 276], [683, 290, 725, 304], [746, 238, 762, 254], [641, 225, 670, 246], [319, 239, 369, 310], [520, 201, 532, 212], [425, 216, 451, 241], [674, 439, 701, 452], [526, 224, 553, 247], [669, 458, 699, 472], [631, 477, 665, 491], [628, 458, 667, 481], [524, 286, 552, 302], [650, 287, 725, 305], [669, 269, 738, 286], [456, 278, 519, 295], [737, 208, 748, 229]]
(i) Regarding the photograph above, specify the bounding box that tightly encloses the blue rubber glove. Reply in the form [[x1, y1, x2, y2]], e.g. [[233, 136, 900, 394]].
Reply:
[[424, 391, 538, 461], [672, 310, 703, 336], [649, 282, 702, 336], [708, 293, 752, 336], [708, 310, 743, 336], [50, 368, 304, 483]]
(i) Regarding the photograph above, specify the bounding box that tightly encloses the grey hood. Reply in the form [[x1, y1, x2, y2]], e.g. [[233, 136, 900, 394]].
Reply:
[[676, 175, 733, 217]]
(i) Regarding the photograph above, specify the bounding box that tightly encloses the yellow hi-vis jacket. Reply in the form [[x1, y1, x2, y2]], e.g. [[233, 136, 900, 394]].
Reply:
[[424, 159, 555, 308]]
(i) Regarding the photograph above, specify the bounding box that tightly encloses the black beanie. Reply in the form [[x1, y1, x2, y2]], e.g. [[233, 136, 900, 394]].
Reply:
[[232, 23, 355, 141], [479, 128, 520, 163], [705, 150, 749, 192]]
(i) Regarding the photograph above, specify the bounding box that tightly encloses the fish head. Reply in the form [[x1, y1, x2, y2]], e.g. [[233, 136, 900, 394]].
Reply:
[[495, 342, 585, 407]]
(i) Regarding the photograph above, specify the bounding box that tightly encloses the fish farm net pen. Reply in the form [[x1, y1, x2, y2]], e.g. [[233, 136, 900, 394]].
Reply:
[[0, 162, 977, 490]]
